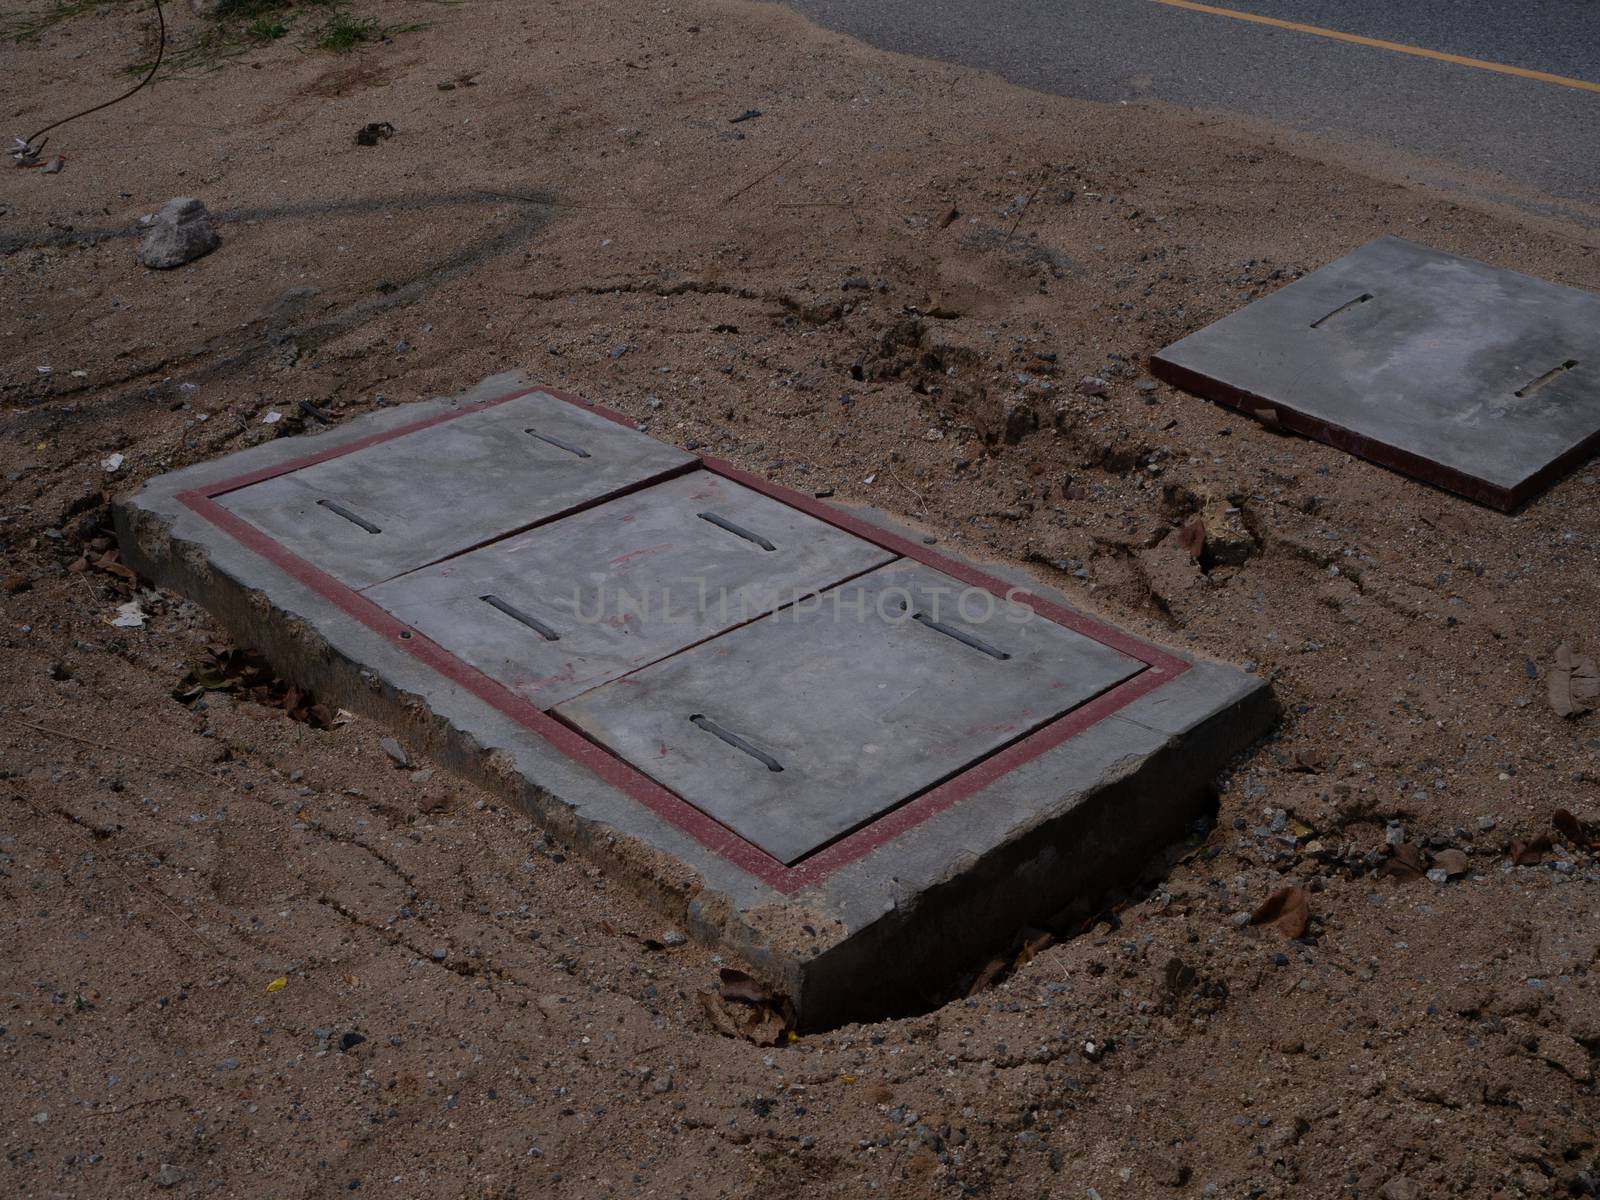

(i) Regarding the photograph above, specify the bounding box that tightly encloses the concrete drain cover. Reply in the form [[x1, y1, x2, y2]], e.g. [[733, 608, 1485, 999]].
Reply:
[[1152, 236, 1600, 510], [218, 390, 695, 588], [559, 561, 1144, 865], [366, 470, 894, 709], [117, 372, 1274, 1027]]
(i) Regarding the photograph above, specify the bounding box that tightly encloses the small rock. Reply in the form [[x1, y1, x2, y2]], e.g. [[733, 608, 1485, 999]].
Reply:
[[340, 1031, 367, 1052], [380, 738, 409, 768], [430, 947, 448, 961], [138, 197, 220, 270], [408, 769, 434, 785], [1380, 1177, 1422, 1200], [1076, 376, 1109, 398], [42, 156, 64, 174], [155, 1164, 190, 1189], [1001, 400, 1038, 445], [1, 574, 31, 595], [661, 929, 688, 947], [355, 121, 395, 147], [1150, 1155, 1189, 1186], [1433, 848, 1469, 877]]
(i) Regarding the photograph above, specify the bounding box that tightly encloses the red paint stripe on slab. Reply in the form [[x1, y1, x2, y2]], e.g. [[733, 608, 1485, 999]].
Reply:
[[176, 383, 1194, 892]]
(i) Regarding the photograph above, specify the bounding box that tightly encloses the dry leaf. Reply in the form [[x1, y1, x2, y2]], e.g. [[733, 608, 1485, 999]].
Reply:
[[172, 645, 334, 729], [700, 969, 795, 1046], [1548, 644, 1599, 717], [1176, 516, 1206, 562], [1013, 927, 1054, 969], [1381, 842, 1426, 882], [1432, 848, 1469, 877], [1552, 809, 1594, 850], [1509, 834, 1552, 866], [965, 957, 1008, 997], [1290, 747, 1329, 774], [1249, 886, 1310, 938]]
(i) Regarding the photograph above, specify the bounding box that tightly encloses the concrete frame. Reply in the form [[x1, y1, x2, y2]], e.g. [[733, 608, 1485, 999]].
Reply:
[[116, 371, 1275, 1028]]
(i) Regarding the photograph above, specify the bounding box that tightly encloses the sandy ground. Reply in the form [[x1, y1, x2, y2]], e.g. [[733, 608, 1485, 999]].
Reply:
[[2, 1, 1598, 1196]]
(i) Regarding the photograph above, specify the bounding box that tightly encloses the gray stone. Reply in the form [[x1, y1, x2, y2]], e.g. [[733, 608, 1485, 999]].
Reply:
[[380, 737, 409, 768], [138, 198, 220, 270], [155, 1163, 190, 1188]]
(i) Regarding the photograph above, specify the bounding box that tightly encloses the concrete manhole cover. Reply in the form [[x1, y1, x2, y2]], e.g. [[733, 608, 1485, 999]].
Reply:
[[367, 470, 894, 709], [1152, 236, 1600, 510], [559, 561, 1145, 865], [217, 390, 695, 588], [117, 372, 1275, 1027]]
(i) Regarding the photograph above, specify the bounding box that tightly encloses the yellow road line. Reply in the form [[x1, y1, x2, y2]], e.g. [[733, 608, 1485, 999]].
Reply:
[[1151, 0, 1600, 94]]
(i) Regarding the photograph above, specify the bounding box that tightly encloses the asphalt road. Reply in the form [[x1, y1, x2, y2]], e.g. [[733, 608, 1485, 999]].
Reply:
[[778, 0, 1600, 215]]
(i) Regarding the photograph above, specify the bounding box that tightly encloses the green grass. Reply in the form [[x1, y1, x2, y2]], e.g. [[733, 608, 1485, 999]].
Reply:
[[244, 15, 290, 41], [21, 0, 427, 78], [312, 7, 378, 52], [3, 1, 115, 43]]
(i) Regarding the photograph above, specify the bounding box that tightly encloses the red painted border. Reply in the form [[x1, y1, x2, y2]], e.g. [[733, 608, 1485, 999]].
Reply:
[[179, 384, 1190, 892]]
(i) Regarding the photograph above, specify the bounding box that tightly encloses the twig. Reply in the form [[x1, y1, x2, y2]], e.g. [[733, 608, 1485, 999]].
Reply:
[[3, 717, 214, 780], [887, 462, 927, 516], [8, 792, 230, 961], [16, 0, 166, 160], [720, 152, 799, 207], [82, 1094, 188, 1126], [1004, 166, 1051, 244]]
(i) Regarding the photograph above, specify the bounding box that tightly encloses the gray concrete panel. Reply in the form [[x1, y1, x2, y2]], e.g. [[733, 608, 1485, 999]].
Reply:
[[1153, 236, 1600, 508], [364, 470, 895, 709], [557, 561, 1144, 864], [218, 391, 694, 588]]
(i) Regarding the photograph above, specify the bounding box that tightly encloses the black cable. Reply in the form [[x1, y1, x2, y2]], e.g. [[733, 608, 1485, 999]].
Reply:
[[17, 0, 166, 158]]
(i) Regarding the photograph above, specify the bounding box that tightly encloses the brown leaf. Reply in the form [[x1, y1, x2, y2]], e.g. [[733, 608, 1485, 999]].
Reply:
[[718, 968, 772, 1006], [700, 969, 796, 1045], [1381, 842, 1426, 882], [1, 574, 31, 594], [1552, 809, 1594, 850], [1175, 516, 1206, 561], [965, 957, 1008, 997], [1548, 643, 1600, 717], [1290, 747, 1329, 774], [1248, 886, 1310, 938], [1509, 834, 1552, 866], [1432, 848, 1469, 878], [1013, 927, 1054, 969], [92, 550, 137, 583]]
